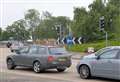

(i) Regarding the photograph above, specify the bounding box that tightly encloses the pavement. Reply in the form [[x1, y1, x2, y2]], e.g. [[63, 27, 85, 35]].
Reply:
[[0, 48, 118, 82]]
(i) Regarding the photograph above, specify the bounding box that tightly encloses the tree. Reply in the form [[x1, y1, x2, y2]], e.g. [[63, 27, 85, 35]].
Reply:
[[0, 28, 2, 40], [72, 7, 88, 37], [6, 19, 30, 41], [25, 9, 40, 41], [72, 0, 120, 42], [1, 31, 10, 40], [35, 15, 71, 39], [41, 11, 52, 20], [104, 0, 120, 39]]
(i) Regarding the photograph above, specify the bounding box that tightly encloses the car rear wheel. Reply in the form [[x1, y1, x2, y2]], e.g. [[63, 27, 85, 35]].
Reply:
[[57, 68, 66, 72], [33, 61, 41, 73], [79, 65, 91, 79], [7, 59, 15, 70]]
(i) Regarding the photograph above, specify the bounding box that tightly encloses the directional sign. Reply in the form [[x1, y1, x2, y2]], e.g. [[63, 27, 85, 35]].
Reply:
[[61, 37, 65, 44], [57, 38, 60, 44], [57, 37, 82, 45], [78, 37, 82, 44], [66, 36, 73, 45]]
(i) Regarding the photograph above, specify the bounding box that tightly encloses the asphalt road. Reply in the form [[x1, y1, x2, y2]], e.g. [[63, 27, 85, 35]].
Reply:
[[0, 48, 118, 82]]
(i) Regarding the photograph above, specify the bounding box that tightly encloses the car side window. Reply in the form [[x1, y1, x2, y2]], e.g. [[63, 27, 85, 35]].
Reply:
[[38, 47, 46, 55], [29, 46, 38, 54], [118, 51, 120, 59], [100, 49, 119, 59], [20, 47, 29, 53]]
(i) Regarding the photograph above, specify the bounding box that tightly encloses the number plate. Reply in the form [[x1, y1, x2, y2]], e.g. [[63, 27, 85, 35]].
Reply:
[[58, 58, 66, 61]]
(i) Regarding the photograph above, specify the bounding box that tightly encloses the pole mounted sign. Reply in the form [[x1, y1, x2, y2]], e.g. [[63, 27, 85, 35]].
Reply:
[[57, 36, 82, 45]]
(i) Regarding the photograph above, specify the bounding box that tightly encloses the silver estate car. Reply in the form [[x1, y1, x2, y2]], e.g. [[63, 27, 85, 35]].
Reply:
[[6, 45, 71, 73], [77, 46, 120, 80]]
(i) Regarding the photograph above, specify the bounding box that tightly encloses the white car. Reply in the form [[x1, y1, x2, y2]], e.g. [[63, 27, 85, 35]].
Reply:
[[10, 42, 24, 52], [77, 46, 120, 80]]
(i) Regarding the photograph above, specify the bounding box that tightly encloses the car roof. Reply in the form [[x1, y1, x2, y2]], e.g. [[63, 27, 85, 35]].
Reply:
[[31, 44, 63, 48], [104, 46, 120, 50]]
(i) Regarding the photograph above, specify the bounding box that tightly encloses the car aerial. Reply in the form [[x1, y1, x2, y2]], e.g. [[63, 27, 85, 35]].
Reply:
[[6, 45, 72, 73], [76, 46, 120, 80]]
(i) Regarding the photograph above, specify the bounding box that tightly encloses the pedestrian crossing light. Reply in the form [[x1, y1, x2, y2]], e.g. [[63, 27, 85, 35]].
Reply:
[[99, 16, 105, 30]]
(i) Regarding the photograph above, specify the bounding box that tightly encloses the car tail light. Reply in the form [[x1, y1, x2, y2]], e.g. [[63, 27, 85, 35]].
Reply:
[[48, 56, 54, 62]]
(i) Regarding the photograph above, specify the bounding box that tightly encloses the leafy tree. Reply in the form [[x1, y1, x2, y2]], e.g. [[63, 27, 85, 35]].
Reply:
[[72, 7, 88, 37], [72, 0, 120, 42], [35, 11, 71, 39], [1, 31, 10, 40], [25, 9, 40, 41], [6, 19, 30, 41]]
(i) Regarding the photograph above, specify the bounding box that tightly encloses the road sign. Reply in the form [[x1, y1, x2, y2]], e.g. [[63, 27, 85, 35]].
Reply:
[[66, 36, 73, 45], [57, 37, 82, 45]]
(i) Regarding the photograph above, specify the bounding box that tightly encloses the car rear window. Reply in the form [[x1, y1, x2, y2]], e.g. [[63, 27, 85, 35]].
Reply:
[[49, 47, 67, 55]]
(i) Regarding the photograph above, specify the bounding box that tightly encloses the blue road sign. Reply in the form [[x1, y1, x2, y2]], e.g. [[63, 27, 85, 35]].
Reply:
[[66, 35, 73, 45]]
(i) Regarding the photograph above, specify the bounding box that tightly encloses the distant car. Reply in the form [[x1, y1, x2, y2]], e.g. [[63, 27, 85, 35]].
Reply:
[[6, 45, 71, 73], [6, 42, 12, 48], [76, 46, 120, 80], [10, 41, 24, 52]]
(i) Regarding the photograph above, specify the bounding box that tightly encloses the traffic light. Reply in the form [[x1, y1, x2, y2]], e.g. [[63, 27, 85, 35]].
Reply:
[[55, 26, 60, 37], [56, 26, 60, 33], [99, 16, 105, 30]]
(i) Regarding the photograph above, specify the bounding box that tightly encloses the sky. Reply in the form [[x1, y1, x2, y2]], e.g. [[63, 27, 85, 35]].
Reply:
[[0, 0, 94, 29]]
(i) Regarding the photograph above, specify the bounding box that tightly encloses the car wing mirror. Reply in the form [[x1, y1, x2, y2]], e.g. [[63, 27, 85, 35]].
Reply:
[[96, 56, 100, 60]]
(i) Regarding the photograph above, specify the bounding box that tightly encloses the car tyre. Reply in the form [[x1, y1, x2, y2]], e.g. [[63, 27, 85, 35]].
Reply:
[[33, 61, 41, 73], [79, 65, 91, 79], [7, 59, 15, 70], [57, 68, 66, 72]]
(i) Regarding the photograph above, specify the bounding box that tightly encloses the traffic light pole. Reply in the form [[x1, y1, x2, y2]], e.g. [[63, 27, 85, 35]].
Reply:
[[103, 30, 108, 47], [59, 25, 62, 40], [105, 31, 108, 47], [55, 24, 62, 44], [99, 16, 108, 47]]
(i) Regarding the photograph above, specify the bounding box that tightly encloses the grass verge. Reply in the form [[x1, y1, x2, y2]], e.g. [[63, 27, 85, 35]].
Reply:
[[66, 40, 120, 52]]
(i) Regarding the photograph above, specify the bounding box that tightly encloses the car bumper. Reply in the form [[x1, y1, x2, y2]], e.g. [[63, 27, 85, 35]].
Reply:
[[46, 61, 72, 69]]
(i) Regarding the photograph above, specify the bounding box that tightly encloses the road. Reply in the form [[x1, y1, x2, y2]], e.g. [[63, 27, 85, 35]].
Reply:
[[0, 48, 118, 82]]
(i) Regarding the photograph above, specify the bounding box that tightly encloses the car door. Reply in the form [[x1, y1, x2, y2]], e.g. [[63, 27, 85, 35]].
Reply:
[[116, 51, 120, 80], [92, 49, 120, 78], [23, 46, 38, 66], [14, 46, 29, 66], [37, 47, 48, 65]]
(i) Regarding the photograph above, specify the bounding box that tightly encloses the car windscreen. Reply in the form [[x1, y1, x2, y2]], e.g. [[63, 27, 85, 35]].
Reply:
[[95, 48, 110, 56], [49, 47, 68, 55]]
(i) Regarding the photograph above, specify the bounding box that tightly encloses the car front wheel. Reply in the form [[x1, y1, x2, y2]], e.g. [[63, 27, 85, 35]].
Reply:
[[33, 61, 41, 73], [79, 65, 91, 79], [7, 59, 15, 70]]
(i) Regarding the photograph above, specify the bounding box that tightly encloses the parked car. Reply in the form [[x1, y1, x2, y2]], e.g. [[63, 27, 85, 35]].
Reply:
[[6, 45, 71, 73], [76, 46, 120, 80]]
